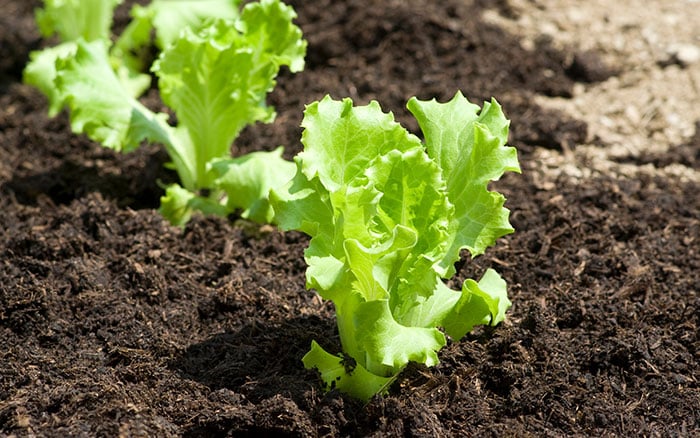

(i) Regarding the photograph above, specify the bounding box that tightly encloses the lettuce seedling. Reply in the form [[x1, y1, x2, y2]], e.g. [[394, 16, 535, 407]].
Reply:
[[23, 0, 125, 114], [271, 93, 520, 401], [24, 0, 305, 225], [25, 0, 242, 105]]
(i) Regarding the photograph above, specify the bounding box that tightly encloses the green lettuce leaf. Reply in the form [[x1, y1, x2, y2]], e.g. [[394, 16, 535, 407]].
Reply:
[[271, 162, 334, 237], [23, 42, 78, 116], [273, 97, 427, 300], [407, 92, 521, 275], [209, 147, 296, 223], [302, 341, 394, 401], [441, 268, 511, 340], [112, 0, 241, 77], [51, 39, 199, 195], [350, 299, 445, 376], [54, 40, 174, 153], [158, 183, 229, 227], [298, 97, 423, 192], [35, 0, 122, 42]]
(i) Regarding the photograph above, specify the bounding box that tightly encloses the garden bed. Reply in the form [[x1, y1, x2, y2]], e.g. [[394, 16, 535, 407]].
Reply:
[[1, 0, 698, 436]]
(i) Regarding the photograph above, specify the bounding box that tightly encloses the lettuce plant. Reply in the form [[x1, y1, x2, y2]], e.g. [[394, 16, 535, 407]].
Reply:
[[25, 0, 242, 108], [24, 0, 125, 114], [271, 93, 520, 401], [23, 0, 305, 225]]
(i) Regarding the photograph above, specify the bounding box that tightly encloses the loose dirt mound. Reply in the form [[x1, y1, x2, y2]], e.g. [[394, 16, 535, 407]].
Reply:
[[1, 0, 697, 436]]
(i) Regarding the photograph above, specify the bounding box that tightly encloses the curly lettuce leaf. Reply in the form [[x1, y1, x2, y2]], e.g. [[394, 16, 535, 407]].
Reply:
[[407, 92, 521, 275], [35, 0, 122, 42], [112, 0, 241, 76], [441, 268, 511, 340], [273, 97, 426, 300], [25, 0, 123, 112], [54, 40, 172, 152], [209, 147, 296, 223], [351, 299, 445, 375], [302, 341, 394, 402], [343, 225, 417, 302], [143, 0, 240, 50], [159, 147, 297, 227], [23, 42, 78, 116], [158, 183, 229, 227], [51, 39, 198, 192], [298, 97, 423, 192], [271, 162, 334, 237], [272, 167, 352, 298], [351, 148, 452, 282], [234, 0, 307, 74]]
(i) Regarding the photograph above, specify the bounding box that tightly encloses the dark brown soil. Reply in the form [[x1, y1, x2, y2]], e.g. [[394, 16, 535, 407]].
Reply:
[[1, 0, 698, 436]]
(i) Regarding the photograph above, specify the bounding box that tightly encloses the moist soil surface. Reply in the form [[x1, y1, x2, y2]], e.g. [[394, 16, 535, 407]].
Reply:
[[1, 0, 699, 436]]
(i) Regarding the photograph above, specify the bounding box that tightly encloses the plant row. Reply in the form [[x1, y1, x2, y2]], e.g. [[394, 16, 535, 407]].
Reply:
[[24, 0, 520, 401]]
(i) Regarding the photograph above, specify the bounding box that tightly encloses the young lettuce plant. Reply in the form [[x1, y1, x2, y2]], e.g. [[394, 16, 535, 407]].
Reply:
[[271, 92, 520, 401], [24, 0, 305, 225], [24, 0, 242, 108], [23, 0, 125, 114]]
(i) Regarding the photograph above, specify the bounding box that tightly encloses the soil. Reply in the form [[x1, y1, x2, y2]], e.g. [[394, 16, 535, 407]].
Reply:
[[1, 0, 698, 436]]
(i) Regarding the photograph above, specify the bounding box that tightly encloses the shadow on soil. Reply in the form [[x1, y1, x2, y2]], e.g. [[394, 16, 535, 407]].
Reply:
[[3, 145, 175, 209], [171, 315, 344, 437], [172, 315, 337, 401]]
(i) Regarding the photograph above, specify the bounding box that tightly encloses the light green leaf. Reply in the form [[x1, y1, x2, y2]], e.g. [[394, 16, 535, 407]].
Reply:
[[109, 4, 156, 96], [111, 3, 153, 67], [393, 268, 511, 342], [158, 184, 198, 227], [159, 183, 229, 227], [344, 148, 455, 323], [150, 0, 241, 50], [304, 254, 348, 298], [270, 162, 334, 236], [52, 39, 201, 191], [298, 96, 423, 192], [210, 147, 295, 223], [237, 0, 307, 73], [393, 279, 461, 329], [441, 268, 512, 340], [470, 267, 511, 327], [113, 0, 241, 75], [27, 0, 149, 101], [355, 148, 452, 269], [23, 42, 78, 116], [112, 65, 152, 99], [302, 340, 395, 402], [407, 92, 520, 275], [36, 0, 122, 42], [351, 299, 446, 376], [154, 24, 264, 188], [344, 225, 417, 302], [54, 39, 175, 153], [270, 165, 348, 300]]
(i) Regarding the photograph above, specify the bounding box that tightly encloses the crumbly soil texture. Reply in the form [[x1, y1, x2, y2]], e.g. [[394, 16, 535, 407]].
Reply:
[[1, 0, 698, 436]]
